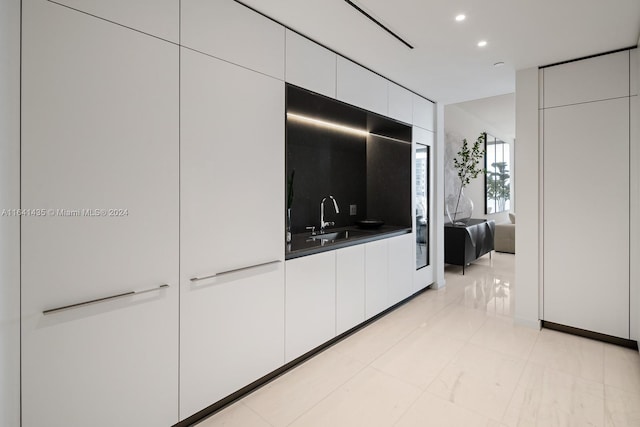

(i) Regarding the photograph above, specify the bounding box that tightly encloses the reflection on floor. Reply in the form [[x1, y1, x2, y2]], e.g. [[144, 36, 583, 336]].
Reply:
[[198, 252, 640, 427]]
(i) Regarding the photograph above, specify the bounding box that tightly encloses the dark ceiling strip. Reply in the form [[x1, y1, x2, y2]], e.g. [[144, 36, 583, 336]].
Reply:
[[343, 0, 413, 49], [539, 45, 636, 69]]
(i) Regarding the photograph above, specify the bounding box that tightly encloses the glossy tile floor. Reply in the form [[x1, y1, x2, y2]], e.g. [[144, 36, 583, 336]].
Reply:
[[197, 253, 640, 427]]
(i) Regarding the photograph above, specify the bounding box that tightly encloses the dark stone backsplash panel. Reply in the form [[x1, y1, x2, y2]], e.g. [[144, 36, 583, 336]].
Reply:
[[286, 84, 412, 235]]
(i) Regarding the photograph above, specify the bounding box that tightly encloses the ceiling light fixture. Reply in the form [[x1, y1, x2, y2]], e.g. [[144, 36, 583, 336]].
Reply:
[[455, 14, 466, 22], [343, 0, 414, 49], [477, 40, 488, 47]]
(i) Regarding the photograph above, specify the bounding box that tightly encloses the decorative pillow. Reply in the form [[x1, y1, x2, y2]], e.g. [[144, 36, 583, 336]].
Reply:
[[509, 212, 516, 224]]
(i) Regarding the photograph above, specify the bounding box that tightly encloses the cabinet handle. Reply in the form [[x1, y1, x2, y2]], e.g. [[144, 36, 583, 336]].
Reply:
[[42, 284, 170, 315], [190, 260, 281, 283]]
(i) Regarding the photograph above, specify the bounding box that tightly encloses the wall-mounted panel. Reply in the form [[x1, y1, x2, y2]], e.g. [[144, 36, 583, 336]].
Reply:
[[285, 30, 336, 98], [51, 0, 179, 42], [413, 95, 435, 131], [337, 56, 388, 117], [543, 50, 629, 108], [388, 82, 413, 124], [21, 1, 179, 425], [543, 97, 629, 338], [181, 0, 285, 79]]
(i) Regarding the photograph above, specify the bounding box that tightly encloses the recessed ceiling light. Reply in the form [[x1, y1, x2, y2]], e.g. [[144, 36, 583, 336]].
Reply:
[[455, 14, 466, 22], [493, 61, 505, 67], [477, 40, 488, 47]]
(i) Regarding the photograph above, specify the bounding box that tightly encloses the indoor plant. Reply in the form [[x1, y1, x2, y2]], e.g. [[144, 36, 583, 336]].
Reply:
[[447, 133, 485, 225]]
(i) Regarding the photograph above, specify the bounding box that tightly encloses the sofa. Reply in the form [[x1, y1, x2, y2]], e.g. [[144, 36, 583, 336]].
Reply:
[[494, 212, 515, 253]]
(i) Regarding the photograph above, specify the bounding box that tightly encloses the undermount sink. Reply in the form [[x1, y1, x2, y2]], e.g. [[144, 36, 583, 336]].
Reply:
[[309, 229, 369, 242]]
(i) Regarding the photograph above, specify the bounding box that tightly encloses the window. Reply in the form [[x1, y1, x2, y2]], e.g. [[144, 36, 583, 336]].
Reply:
[[484, 134, 510, 214]]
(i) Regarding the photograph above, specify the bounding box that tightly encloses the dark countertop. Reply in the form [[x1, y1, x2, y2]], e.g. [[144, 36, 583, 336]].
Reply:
[[286, 225, 412, 260]]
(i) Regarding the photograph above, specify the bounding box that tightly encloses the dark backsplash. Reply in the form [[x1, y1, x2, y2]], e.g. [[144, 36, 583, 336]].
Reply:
[[286, 84, 412, 235]]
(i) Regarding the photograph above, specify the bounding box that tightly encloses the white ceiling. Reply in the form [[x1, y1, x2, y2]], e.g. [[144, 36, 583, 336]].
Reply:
[[240, 0, 640, 104]]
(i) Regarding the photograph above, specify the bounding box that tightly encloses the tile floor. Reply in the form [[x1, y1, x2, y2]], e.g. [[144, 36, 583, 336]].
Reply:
[[197, 253, 640, 427]]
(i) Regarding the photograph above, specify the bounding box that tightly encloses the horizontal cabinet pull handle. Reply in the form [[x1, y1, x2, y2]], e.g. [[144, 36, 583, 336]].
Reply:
[[190, 260, 281, 282], [42, 284, 170, 315]]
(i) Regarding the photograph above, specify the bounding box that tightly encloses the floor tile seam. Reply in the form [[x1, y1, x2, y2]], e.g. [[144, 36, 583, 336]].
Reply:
[[240, 401, 277, 427], [243, 354, 368, 427], [526, 359, 607, 388], [389, 388, 430, 427], [498, 352, 537, 423], [421, 389, 501, 423], [603, 382, 640, 398], [456, 341, 532, 376], [278, 361, 375, 427]]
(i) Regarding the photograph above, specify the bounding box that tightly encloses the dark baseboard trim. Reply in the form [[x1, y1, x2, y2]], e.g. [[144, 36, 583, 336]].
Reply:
[[542, 321, 638, 350], [174, 284, 432, 427]]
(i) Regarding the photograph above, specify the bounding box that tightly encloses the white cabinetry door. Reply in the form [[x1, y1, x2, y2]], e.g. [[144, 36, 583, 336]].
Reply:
[[337, 56, 388, 116], [21, 1, 179, 426], [388, 234, 415, 305], [543, 98, 629, 338], [179, 263, 285, 419], [365, 239, 389, 318], [180, 48, 285, 417], [336, 245, 366, 335], [181, 0, 285, 79], [543, 51, 629, 108], [50, 0, 179, 42], [388, 82, 413, 124], [285, 30, 336, 98], [413, 95, 435, 132], [285, 253, 336, 362]]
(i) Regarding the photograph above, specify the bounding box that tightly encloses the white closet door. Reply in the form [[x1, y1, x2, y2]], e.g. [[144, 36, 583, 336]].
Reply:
[[179, 48, 285, 418], [21, 1, 179, 426], [543, 97, 629, 338]]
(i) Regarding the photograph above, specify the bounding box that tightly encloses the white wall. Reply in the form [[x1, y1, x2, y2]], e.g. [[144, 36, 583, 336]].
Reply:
[[514, 68, 541, 328], [635, 41, 640, 345], [0, 0, 21, 425], [444, 103, 514, 225], [433, 103, 446, 288]]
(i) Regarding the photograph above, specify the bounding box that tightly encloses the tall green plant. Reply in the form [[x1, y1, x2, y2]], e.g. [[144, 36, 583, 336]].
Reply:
[[452, 133, 485, 223]]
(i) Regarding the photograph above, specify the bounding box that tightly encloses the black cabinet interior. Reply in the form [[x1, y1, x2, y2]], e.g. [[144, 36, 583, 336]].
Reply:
[[286, 84, 412, 234]]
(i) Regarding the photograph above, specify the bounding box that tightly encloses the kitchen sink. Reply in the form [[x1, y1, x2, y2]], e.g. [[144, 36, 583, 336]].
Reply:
[[309, 229, 370, 241]]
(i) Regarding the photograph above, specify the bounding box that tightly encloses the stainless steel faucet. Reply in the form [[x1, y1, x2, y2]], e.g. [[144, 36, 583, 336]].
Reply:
[[320, 196, 340, 233]]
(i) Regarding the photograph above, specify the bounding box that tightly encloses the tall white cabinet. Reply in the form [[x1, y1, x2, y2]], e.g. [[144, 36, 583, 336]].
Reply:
[[21, 1, 179, 426], [542, 50, 632, 339], [179, 48, 285, 418]]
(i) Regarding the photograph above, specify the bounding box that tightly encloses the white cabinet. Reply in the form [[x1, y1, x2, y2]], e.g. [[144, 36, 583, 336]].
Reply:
[[388, 82, 413, 124], [543, 97, 630, 338], [286, 30, 336, 98], [180, 48, 285, 417], [543, 50, 629, 108], [52, 0, 179, 42], [181, 0, 285, 79], [336, 245, 366, 334], [365, 239, 389, 318], [285, 253, 336, 362], [21, 1, 179, 425], [179, 263, 285, 419], [388, 234, 415, 305], [180, 48, 284, 282], [413, 95, 435, 131], [337, 56, 388, 116]]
